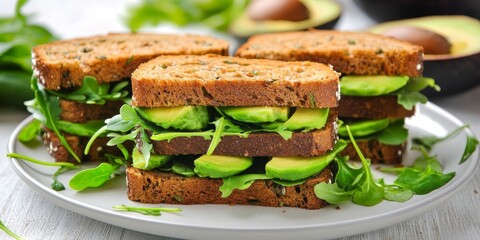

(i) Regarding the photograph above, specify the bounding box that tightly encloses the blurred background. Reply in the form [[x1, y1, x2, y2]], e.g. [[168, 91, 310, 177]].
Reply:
[[0, 0, 479, 109]]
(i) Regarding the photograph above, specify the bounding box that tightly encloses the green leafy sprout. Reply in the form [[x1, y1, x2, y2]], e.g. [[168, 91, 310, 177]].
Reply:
[[112, 205, 182, 216], [0, 219, 23, 240]]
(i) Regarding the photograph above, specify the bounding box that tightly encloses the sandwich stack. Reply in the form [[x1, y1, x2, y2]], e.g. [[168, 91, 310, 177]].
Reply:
[[236, 30, 434, 164], [121, 54, 343, 209], [30, 33, 229, 163]]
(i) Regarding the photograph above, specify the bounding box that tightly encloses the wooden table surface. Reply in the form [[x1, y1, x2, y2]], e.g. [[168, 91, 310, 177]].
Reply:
[[1, 1, 479, 239]]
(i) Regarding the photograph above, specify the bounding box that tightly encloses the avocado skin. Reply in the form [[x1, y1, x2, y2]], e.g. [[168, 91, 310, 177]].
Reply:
[[353, 0, 480, 22], [422, 54, 480, 98], [368, 16, 480, 97]]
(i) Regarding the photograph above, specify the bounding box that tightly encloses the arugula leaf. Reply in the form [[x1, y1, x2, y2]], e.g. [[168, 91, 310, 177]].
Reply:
[[395, 77, 440, 110], [413, 125, 467, 152], [68, 163, 120, 191], [56, 120, 105, 137], [7, 152, 78, 191], [460, 135, 479, 164], [314, 182, 352, 205], [30, 77, 81, 162], [125, 0, 249, 32], [17, 118, 41, 143], [394, 167, 455, 195], [47, 77, 129, 104], [334, 155, 364, 191], [51, 166, 74, 191], [0, 219, 23, 240], [220, 174, 273, 198], [376, 120, 408, 145], [0, 0, 56, 108], [112, 205, 182, 216], [382, 184, 414, 202]]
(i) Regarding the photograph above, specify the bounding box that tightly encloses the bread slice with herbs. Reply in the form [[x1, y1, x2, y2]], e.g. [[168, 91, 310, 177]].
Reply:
[[235, 30, 423, 77], [131, 54, 340, 108], [33, 33, 230, 90], [126, 166, 332, 209]]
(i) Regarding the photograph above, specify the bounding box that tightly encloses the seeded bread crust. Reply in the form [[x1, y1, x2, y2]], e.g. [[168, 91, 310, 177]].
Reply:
[[33, 33, 230, 90], [151, 113, 337, 157], [235, 30, 423, 76], [340, 139, 406, 164], [42, 128, 124, 163], [131, 55, 340, 108], [126, 166, 331, 209], [339, 96, 415, 119]]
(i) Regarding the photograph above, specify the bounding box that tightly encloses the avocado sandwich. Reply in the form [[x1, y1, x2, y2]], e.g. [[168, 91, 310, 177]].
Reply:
[[236, 30, 438, 164], [28, 33, 229, 163], [106, 54, 342, 209]]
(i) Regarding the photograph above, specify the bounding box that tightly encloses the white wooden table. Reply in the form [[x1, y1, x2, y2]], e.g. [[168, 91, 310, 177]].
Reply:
[[1, 1, 479, 239]]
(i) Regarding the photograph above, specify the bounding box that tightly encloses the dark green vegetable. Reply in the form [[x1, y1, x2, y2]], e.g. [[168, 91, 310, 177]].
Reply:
[[6, 152, 78, 191], [17, 118, 41, 144], [125, 0, 249, 32], [395, 77, 440, 110], [394, 167, 455, 195], [112, 205, 182, 216], [68, 163, 120, 191], [413, 125, 467, 152], [48, 77, 129, 104], [0, 219, 23, 240], [461, 135, 479, 164], [0, 0, 56, 108]]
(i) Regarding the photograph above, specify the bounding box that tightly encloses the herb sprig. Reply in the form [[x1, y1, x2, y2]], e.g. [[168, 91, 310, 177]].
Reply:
[[112, 205, 182, 216], [0, 219, 23, 240]]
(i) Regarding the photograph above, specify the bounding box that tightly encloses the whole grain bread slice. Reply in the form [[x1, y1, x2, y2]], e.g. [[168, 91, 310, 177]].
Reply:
[[126, 166, 332, 209], [235, 30, 423, 77], [339, 95, 414, 119], [151, 112, 337, 157], [33, 33, 230, 90], [131, 55, 339, 108]]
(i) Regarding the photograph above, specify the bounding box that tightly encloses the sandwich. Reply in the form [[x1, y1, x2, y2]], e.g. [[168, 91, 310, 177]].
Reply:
[[28, 33, 229, 163], [103, 54, 342, 209], [235, 30, 438, 164]]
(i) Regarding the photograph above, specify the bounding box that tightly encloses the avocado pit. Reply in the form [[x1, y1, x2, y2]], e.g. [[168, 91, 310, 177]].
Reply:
[[247, 0, 310, 22], [382, 26, 451, 55]]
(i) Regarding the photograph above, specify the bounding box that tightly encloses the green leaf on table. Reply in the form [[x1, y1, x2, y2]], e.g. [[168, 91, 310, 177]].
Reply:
[[0, 219, 23, 240], [69, 163, 119, 191], [314, 182, 352, 205], [382, 184, 414, 202], [460, 135, 479, 164], [413, 125, 467, 152], [394, 167, 455, 195]]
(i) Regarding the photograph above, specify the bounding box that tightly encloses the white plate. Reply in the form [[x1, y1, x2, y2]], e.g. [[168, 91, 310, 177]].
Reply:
[[7, 102, 479, 240]]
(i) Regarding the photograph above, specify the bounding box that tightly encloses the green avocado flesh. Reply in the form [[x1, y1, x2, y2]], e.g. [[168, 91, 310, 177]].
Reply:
[[338, 119, 390, 137], [265, 141, 347, 181], [341, 75, 409, 96], [230, 0, 341, 37], [368, 16, 480, 57], [283, 108, 329, 131], [194, 155, 253, 178], [219, 106, 289, 123], [136, 106, 209, 131], [132, 147, 171, 170]]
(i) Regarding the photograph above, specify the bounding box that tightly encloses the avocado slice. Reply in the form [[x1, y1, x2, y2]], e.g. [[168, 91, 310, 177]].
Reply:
[[283, 108, 329, 131], [338, 119, 390, 137], [194, 155, 253, 178], [340, 75, 409, 96], [368, 16, 480, 97], [132, 147, 171, 170], [219, 106, 289, 123], [265, 140, 347, 181], [230, 0, 341, 38], [136, 106, 209, 131]]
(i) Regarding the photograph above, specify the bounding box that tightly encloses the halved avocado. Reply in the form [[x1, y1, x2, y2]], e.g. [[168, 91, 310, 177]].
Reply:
[[230, 0, 341, 39], [369, 16, 480, 97]]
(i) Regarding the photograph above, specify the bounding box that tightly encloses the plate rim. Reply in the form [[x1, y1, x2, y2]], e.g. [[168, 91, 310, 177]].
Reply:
[[6, 102, 480, 239]]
